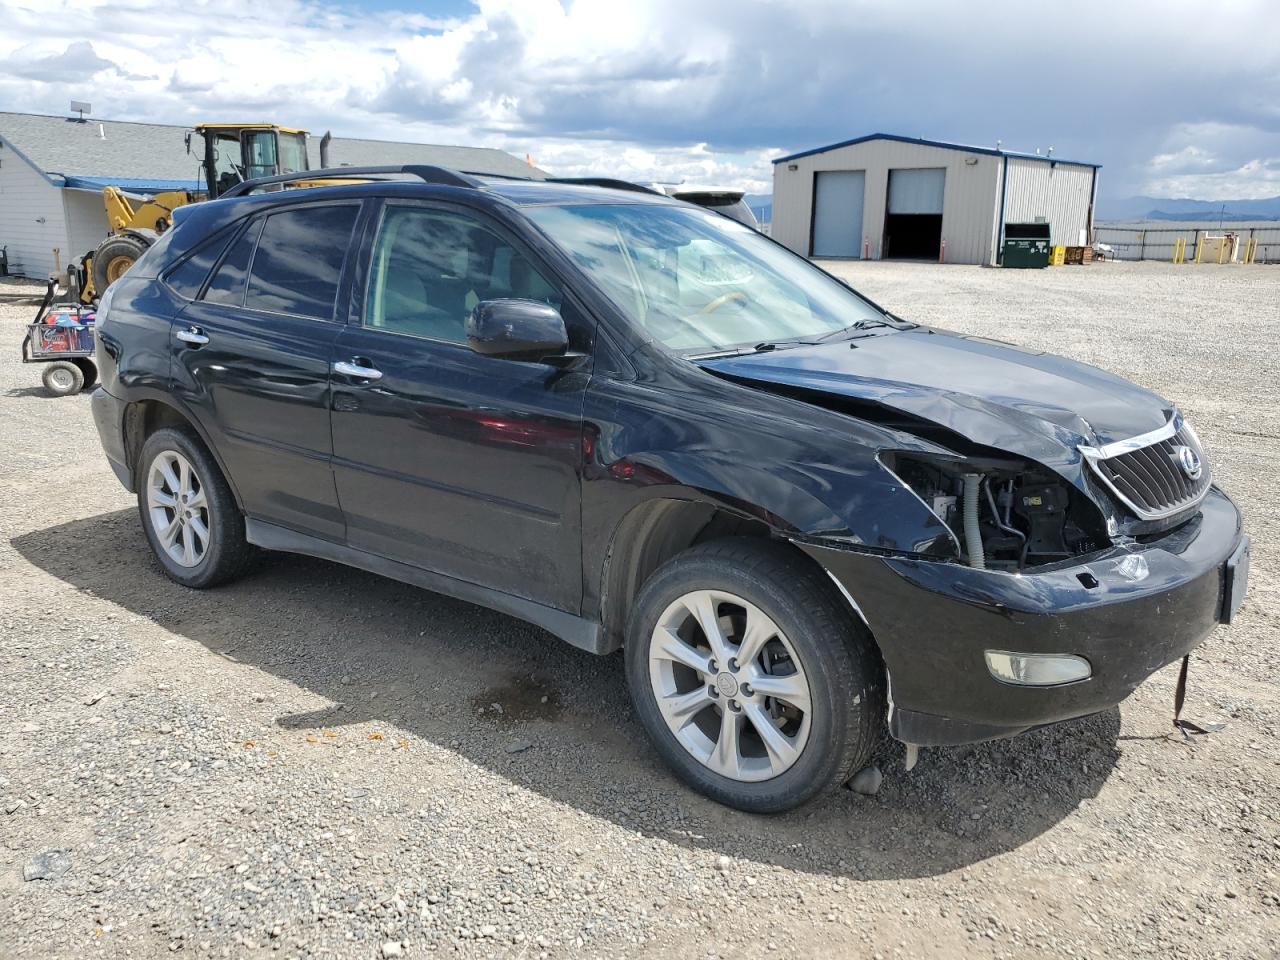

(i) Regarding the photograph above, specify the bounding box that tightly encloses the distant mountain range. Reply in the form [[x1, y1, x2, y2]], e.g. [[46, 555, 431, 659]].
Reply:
[[1100, 195, 1280, 222], [735, 193, 1280, 224]]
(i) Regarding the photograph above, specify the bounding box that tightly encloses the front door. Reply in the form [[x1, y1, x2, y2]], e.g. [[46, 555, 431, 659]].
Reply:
[[330, 201, 591, 612], [171, 200, 362, 539]]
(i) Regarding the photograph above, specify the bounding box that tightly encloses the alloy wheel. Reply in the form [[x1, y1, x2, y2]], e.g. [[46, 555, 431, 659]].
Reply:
[[146, 450, 210, 568], [648, 589, 812, 782]]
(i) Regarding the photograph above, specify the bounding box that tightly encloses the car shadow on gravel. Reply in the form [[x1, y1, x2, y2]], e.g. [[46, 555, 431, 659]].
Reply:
[[14, 509, 1122, 882]]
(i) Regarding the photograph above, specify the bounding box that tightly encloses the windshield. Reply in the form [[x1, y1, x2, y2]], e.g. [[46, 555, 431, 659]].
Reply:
[[243, 131, 279, 180], [525, 203, 886, 354]]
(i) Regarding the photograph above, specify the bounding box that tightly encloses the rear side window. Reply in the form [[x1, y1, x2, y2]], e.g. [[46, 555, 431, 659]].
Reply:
[[203, 220, 263, 306], [163, 227, 236, 300], [244, 204, 360, 320]]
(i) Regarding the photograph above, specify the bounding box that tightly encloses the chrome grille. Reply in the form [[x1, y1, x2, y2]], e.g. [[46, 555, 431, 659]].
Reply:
[[1080, 414, 1211, 521]]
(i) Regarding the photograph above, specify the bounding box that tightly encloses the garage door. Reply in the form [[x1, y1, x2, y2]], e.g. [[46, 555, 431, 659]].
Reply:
[[887, 168, 945, 214], [811, 170, 865, 258]]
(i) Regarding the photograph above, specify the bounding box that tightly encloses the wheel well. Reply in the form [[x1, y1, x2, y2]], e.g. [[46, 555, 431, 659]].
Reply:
[[122, 400, 201, 487], [599, 499, 777, 652]]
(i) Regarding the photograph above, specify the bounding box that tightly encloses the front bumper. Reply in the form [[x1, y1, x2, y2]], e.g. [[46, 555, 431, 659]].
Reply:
[[90, 386, 133, 491], [798, 485, 1245, 745]]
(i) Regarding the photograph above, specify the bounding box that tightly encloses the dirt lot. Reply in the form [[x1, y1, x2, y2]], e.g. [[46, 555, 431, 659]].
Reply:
[[1, 261, 1277, 959]]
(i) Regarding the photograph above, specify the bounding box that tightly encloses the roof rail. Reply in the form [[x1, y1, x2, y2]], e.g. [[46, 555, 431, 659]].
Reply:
[[460, 170, 537, 182], [218, 164, 481, 199], [545, 177, 662, 195]]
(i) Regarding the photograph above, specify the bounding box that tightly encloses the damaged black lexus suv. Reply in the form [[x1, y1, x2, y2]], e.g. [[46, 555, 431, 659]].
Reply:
[[90, 167, 1249, 812]]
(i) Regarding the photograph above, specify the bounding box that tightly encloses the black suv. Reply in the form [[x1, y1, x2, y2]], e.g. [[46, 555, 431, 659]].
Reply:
[[91, 165, 1249, 812]]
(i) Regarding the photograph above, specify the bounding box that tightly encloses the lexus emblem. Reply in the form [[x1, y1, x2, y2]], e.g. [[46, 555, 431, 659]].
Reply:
[[1175, 445, 1202, 480]]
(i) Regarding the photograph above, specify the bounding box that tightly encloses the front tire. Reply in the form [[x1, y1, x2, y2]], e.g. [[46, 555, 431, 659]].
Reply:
[[137, 427, 255, 588], [625, 538, 884, 813], [92, 235, 147, 295]]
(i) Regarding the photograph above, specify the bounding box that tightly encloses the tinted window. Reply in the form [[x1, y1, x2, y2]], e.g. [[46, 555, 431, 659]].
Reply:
[[364, 206, 560, 343], [163, 227, 235, 300], [245, 205, 360, 320], [203, 219, 262, 306]]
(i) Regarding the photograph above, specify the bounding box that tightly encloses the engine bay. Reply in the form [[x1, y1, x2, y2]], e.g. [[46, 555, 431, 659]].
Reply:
[[886, 453, 1106, 570]]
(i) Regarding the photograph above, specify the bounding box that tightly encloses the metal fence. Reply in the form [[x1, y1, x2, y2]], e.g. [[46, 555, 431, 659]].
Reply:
[[1094, 224, 1280, 263]]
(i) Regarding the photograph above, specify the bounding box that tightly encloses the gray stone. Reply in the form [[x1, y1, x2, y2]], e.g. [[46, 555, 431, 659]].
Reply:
[[849, 765, 883, 797], [504, 740, 533, 754], [23, 849, 72, 881]]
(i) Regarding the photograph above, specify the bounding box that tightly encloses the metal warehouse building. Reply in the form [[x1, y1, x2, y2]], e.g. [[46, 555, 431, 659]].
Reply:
[[771, 133, 1100, 265]]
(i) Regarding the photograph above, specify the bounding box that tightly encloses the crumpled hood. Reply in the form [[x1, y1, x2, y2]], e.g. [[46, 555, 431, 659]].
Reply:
[[698, 327, 1171, 484]]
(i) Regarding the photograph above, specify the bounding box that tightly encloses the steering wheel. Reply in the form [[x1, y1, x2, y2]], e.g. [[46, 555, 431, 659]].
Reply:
[[698, 290, 749, 316]]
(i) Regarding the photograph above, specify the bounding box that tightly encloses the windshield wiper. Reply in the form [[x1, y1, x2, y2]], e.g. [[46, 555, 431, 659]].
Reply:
[[813, 315, 915, 343], [752, 338, 823, 352], [687, 339, 816, 359]]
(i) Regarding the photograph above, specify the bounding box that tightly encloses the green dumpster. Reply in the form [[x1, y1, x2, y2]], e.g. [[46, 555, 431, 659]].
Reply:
[[1002, 223, 1051, 268]]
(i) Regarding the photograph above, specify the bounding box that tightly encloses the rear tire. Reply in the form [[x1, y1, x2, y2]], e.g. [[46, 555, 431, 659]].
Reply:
[[41, 360, 84, 397], [625, 538, 884, 813], [137, 427, 255, 588], [72, 358, 98, 391]]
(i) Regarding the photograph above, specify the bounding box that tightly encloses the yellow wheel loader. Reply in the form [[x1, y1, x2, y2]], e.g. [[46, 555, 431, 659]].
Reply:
[[78, 123, 332, 300]]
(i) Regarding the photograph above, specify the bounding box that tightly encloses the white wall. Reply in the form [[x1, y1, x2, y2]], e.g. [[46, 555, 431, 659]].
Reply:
[[0, 139, 67, 278], [772, 140, 1004, 264], [1001, 159, 1096, 248], [61, 189, 112, 263]]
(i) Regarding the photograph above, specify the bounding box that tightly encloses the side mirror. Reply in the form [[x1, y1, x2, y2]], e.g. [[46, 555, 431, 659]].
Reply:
[[466, 299, 568, 362]]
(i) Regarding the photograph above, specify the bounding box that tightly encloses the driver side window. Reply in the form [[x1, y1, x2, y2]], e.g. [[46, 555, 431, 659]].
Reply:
[[363, 206, 561, 345]]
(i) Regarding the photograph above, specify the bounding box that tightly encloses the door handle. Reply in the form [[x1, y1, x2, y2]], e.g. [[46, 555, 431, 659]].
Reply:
[[333, 359, 383, 381], [176, 326, 209, 346]]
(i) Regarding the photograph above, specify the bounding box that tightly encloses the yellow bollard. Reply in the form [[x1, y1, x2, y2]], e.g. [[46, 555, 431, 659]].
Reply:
[[1195, 237, 1203, 263]]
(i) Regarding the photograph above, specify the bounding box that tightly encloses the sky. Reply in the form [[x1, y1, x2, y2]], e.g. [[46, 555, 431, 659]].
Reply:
[[1, 0, 1278, 204]]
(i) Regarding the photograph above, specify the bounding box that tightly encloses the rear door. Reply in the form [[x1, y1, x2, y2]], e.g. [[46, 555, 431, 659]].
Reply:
[[329, 199, 591, 612], [171, 200, 363, 539]]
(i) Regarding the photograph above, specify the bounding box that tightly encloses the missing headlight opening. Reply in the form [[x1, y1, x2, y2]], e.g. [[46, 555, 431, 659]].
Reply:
[[885, 452, 1106, 570]]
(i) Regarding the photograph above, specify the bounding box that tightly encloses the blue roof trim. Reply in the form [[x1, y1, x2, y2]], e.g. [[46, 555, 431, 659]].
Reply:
[[57, 174, 204, 192], [772, 133, 1101, 169]]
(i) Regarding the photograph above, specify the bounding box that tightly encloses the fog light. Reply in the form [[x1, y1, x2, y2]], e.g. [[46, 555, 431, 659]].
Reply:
[[984, 650, 1091, 686]]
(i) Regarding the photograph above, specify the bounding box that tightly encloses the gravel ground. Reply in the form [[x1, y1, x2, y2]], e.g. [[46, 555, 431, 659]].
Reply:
[[1, 261, 1277, 959]]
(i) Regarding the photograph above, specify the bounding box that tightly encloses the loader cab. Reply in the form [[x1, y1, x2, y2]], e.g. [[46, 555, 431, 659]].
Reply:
[[193, 124, 310, 199]]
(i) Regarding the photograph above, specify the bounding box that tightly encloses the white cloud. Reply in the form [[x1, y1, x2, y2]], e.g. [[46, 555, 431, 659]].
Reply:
[[1149, 146, 1217, 171], [1142, 122, 1280, 199], [1, 0, 1279, 199]]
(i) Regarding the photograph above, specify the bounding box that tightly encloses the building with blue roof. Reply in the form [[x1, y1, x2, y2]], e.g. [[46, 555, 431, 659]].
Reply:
[[770, 133, 1100, 265], [0, 110, 541, 279]]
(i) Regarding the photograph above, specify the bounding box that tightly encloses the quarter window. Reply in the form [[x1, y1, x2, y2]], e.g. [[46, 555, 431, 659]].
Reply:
[[363, 206, 560, 343], [244, 204, 360, 320], [162, 226, 235, 300], [202, 219, 263, 306]]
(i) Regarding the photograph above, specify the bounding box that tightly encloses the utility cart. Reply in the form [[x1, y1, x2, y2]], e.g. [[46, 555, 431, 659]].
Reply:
[[21, 281, 98, 397]]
